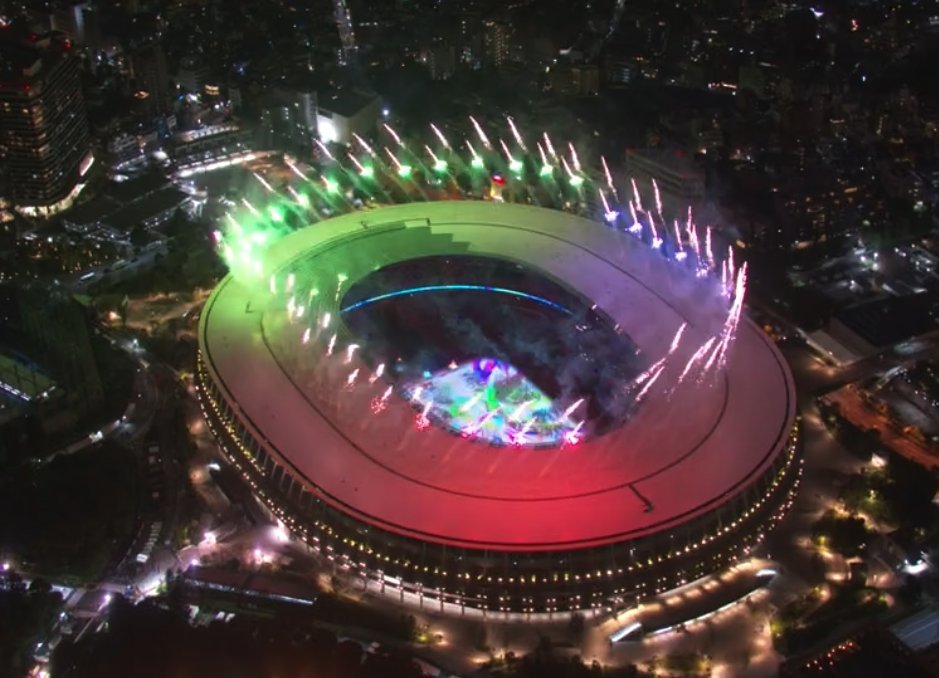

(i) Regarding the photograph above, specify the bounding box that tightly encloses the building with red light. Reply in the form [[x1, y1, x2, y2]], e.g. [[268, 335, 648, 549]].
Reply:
[[0, 25, 92, 215]]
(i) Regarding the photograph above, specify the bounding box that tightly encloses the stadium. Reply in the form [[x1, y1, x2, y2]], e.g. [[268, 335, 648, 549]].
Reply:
[[196, 199, 801, 615]]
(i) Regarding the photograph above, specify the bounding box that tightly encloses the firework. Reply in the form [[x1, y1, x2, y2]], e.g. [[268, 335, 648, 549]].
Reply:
[[469, 116, 492, 149], [345, 343, 360, 364], [568, 142, 582, 173], [314, 139, 335, 161], [369, 362, 386, 384], [430, 122, 451, 148], [383, 123, 404, 148], [346, 368, 360, 387], [371, 386, 393, 414], [542, 132, 558, 159], [326, 333, 337, 356], [630, 178, 643, 212], [601, 156, 618, 199], [507, 116, 527, 151], [563, 398, 585, 419], [352, 132, 377, 157], [253, 172, 276, 193]]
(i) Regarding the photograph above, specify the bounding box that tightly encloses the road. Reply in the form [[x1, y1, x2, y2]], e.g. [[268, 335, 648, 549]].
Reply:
[[823, 386, 939, 470]]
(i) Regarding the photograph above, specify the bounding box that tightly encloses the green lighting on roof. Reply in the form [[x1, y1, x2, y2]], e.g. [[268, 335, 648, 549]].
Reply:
[[397, 165, 413, 178], [359, 166, 374, 178], [540, 164, 553, 177], [296, 192, 310, 208], [569, 175, 584, 187], [509, 159, 523, 173], [324, 177, 340, 193], [471, 157, 485, 170], [268, 206, 283, 222], [433, 159, 448, 172]]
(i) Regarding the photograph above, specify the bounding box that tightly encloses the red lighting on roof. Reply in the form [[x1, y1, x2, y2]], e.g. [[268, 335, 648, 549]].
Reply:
[[23, 83, 30, 92]]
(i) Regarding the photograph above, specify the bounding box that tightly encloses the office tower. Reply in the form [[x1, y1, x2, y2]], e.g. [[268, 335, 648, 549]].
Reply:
[[0, 27, 92, 215]]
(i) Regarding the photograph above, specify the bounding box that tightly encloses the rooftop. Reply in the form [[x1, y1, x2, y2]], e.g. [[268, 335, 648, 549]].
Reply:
[[200, 202, 796, 551]]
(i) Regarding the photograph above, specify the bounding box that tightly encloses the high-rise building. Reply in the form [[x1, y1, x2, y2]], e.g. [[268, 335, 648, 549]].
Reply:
[[482, 18, 512, 68], [0, 27, 93, 216], [333, 0, 357, 66], [129, 40, 173, 116]]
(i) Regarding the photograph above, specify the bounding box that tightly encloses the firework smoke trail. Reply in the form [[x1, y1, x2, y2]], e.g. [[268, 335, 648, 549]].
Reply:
[[424, 144, 441, 166], [673, 220, 685, 253], [565, 420, 585, 445], [302, 327, 311, 344], [459, 393, 483, 413], [630, 178, 644, 212], [352, 133, 377, 157], [542, 132, 558, 159], [415, 401, 433, 430], [705, 227, 715, 269], [601, 156, 618, 199], [513, 419, 534, 445], [677, 337, 717, 386], [563, 398, 585, 419], [568, 142, 582, 173], [334, 273, 347, 302], [383, 147, 403, 171], [320, 311, 331, 329], [560, 156, 574, 179], [509, 399, 535, 422], [647, 209, 660, 246], [689, 222, 701, 261], [467, 407, 501, 436], [345, 343, 360, 364], [314, 139, 335, 161], [469, 116, 492, 149], [599, 189, 617, 222], [347, 154, 365, 173], [465, 140, 482, 165], [346, 369, 359, 387], [506, 117, 527, 151], [721, 259, 729, 295], [371, 386, 393, 414], [727, 247, 736, 288], [498, 138, 515, 164], [715, 262, 749, 369], [240, 198, 261, 216], [253, 172, 276, 193], [286, 185, 303, 206], [429, 122, 450, 149], [669, 322, 688, 355], [325, 333, 337, 356], [368, 363, 385, 384], [632, 357, 666, 389], [382, 123, 404, 148], [635, 365, 667, 402], [285, 159, 310, 182], [652, 178, 665, 223], [537, 141, 550, 166], [628, 201, 642, 233]]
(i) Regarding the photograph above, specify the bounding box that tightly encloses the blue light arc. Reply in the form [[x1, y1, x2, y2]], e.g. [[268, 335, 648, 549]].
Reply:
[[340, 284, 572, 315]]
